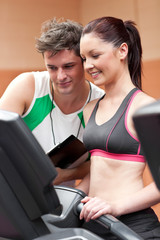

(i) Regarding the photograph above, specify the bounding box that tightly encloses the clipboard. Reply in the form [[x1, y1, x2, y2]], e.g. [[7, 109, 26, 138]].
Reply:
[[48, 135, 88, 169]]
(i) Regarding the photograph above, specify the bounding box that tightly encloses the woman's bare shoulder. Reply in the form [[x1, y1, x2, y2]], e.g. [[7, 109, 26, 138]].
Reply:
[[134, 91, 156, 111], [83, 98, 100, 124]]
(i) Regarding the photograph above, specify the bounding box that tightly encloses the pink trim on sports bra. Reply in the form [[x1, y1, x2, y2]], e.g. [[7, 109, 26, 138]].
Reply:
[[90, 149, 146, 163], [125, 90, 142, 155], [125, 90, 141, 142]]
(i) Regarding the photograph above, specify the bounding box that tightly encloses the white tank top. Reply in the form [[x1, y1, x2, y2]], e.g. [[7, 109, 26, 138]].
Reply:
[[22, 71, 105, 153]]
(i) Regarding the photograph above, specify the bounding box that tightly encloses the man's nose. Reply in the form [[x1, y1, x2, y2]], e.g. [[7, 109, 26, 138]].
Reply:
[[57, 68, 67, 80]]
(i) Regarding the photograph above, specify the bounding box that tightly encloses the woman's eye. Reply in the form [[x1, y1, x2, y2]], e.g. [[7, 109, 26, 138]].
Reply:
[[92, 54, 99, 59]]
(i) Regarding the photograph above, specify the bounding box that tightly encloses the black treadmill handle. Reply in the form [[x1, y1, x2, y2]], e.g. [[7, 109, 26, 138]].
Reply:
[[77, 203, 143, 240]]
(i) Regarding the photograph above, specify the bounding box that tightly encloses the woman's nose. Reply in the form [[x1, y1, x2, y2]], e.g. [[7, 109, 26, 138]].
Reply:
[[84, 59, 94, 70]]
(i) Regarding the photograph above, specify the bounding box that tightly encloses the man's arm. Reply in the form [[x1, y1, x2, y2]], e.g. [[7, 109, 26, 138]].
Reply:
[[76, 172, 90, 194], [0, 72, 34, 115], [53, 160, 90, 185]]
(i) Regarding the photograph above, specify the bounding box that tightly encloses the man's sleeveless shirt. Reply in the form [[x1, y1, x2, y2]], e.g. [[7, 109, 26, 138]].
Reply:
[[22, 71, 105, 153]]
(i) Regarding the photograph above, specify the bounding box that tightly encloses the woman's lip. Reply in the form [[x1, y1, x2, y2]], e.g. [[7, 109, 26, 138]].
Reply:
[[90, 71, 101, 79]]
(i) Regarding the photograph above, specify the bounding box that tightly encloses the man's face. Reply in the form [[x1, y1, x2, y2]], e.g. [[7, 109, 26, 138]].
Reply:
[[44, 49, 85, 95]]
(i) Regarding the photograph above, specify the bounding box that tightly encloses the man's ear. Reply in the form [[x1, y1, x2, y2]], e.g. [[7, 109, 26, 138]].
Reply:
[[119, 42, 128, 60]]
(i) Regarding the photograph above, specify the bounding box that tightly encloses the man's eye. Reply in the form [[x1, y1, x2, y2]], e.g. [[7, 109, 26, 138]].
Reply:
[[65, 65, 74, 69], [49, 66, 57, 70]]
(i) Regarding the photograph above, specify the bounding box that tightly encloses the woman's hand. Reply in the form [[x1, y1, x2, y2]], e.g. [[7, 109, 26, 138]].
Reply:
[[79, 181, 160, 223], [80, 196, 113, 222]]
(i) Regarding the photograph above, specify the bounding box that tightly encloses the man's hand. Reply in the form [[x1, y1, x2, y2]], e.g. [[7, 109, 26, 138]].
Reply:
[[53, 167, 73, 185], [52, 161, 90, 185]]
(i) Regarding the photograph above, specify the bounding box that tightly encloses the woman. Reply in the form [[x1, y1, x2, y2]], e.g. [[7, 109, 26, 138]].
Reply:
[[77, 16, 160, 239]]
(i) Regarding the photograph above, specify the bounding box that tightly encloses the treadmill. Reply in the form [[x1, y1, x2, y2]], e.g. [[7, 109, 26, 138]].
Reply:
[[133, 99, 160, 191], [0, 109, 143, 240]]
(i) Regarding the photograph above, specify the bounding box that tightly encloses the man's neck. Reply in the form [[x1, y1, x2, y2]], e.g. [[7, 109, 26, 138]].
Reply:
[[53, 80, 90, 114]]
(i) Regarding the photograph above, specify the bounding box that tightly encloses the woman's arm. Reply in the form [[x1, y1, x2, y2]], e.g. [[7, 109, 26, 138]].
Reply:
[[80, 181, 160, 221], [115, 181, 160, 216]]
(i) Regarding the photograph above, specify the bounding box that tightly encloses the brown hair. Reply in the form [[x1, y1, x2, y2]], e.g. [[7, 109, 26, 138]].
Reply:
[[82, 16, 142, 89], [36, 18, 83, 57]]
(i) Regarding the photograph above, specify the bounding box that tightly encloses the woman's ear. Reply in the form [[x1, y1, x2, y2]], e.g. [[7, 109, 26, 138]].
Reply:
[[119, 42, 128, 60]]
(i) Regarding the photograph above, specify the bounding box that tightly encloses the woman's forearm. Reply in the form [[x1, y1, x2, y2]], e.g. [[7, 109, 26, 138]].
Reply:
[[114, 182, 160, 216]]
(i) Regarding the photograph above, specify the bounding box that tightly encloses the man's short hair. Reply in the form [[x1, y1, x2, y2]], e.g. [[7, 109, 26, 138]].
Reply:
[[36, 18, 83, 57]]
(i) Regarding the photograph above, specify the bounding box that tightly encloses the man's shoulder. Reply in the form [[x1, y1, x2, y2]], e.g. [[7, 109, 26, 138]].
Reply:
[[32, 71, 49, 86], [32, 70, 49, 79]]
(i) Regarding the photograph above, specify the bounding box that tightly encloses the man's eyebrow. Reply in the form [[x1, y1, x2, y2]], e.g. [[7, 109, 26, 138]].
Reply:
[[47, 64, 55, 67], [64, 61, 76, 65], [46, 62, 76, 68]]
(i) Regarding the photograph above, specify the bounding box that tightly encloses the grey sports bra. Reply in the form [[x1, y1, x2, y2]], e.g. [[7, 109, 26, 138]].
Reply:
[[83, 88, 145, 163]]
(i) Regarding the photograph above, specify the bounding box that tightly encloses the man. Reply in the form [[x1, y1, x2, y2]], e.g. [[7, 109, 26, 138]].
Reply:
[[0, 18, 104, 186]]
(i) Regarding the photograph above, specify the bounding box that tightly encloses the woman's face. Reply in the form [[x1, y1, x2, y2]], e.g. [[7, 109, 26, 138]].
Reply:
[[80, 32, 121, 86]]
